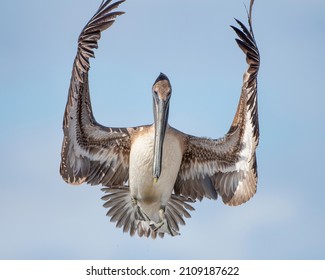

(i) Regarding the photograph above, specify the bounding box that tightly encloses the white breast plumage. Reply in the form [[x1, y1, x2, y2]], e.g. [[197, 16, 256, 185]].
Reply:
[[129, 127, 183, 221]]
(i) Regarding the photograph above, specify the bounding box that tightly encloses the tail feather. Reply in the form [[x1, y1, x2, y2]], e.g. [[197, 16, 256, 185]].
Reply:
[[101, 187, 194, 238]]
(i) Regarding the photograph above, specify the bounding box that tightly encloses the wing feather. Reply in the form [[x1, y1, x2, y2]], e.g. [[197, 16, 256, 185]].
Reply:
[[175, 0, 260, 206], [59, 0, 130, 187]]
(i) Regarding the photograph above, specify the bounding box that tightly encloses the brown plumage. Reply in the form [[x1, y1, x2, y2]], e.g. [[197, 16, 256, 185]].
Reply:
[[60, 0, 260, 238]]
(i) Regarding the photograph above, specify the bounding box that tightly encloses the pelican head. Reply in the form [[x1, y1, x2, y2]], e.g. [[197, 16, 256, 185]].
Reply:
[[152, 73, 172, 181]]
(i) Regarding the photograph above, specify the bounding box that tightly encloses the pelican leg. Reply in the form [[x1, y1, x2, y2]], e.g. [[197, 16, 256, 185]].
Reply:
[[159, 206, 166, 221], [131, 197, 150, 221], [131, 196, 137, 207], [148, 206, 179, 236], [148, 206, 165, 231]]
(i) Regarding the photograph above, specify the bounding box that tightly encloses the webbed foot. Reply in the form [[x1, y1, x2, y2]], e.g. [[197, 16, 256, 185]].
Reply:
[[148, 207, 180, 236]]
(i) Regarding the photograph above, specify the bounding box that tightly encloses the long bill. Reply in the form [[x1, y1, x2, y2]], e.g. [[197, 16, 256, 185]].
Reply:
[[152, 97, 169, 182]]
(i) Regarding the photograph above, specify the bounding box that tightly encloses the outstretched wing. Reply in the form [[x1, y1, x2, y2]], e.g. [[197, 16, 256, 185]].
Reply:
[[175, 0, 260, 206], [60, 0, 131, 187]]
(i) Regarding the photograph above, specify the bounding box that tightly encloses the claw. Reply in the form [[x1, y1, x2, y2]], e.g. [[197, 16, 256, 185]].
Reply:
[[149, 220, 164, 231]]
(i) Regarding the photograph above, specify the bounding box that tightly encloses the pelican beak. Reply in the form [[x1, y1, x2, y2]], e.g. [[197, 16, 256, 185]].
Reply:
[[152, 90, 170, 182]]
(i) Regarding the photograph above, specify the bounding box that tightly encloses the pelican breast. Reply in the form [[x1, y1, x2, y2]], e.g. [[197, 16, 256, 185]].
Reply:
[[129, 126, 184, 217]]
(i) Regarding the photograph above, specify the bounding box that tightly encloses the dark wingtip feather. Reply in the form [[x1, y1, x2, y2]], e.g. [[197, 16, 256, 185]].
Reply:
[[232, 0, 259, 69], [248, 0, 255, 33], [73, 0, 126, 84]]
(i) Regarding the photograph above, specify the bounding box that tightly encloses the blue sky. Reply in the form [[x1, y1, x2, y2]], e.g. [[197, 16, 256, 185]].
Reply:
[[1, 0, 324, 259]]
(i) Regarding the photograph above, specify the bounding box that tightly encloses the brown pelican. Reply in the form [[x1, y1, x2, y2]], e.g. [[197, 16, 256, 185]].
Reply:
[[60, 0, 260, 238]]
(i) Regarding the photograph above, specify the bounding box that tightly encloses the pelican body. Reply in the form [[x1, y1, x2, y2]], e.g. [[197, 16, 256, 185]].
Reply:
[[60, 0, 260, 238]]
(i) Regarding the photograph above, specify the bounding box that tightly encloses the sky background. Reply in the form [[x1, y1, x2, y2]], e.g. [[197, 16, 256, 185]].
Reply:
[[1, 0, 324, 259]]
